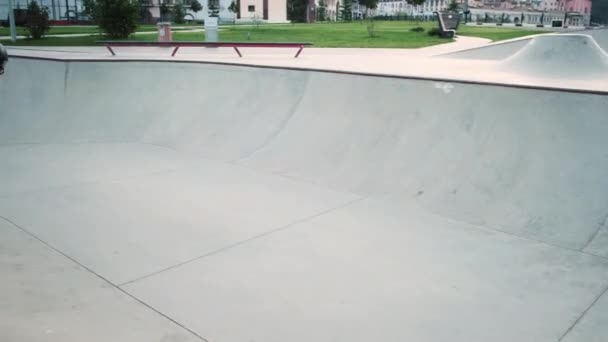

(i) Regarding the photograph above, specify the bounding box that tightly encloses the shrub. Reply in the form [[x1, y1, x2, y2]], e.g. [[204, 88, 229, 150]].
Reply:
[[25, 0, 49, 39], [86, 0, 138, 39], [410, 26, 424, 32], [427, 27, 440, 36], [366, 19, 376, 37]]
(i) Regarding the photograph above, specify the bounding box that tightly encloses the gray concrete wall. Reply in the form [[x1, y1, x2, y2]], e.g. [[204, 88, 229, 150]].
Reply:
[[2, 58, 607, 253]]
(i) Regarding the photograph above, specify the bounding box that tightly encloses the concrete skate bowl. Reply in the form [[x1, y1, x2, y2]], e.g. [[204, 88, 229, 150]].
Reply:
[[2, 57, 608, 342], [500, 34, 608, 78], [440, 29, 608, 61]]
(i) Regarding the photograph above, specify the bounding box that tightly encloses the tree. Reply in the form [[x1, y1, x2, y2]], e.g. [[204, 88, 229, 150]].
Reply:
[[447, 0, 458, 11], [592, 0, 608, 24], [406, 0, 424, 24], [317, 0, 327, 21], [137, 0, 153, 23], [228, 0, 238, 21], [359, 0, 377, 36], [359, 0, 377, 14], [340, 0, 352, 22], [160, 1, 171, 21], [335, 0, 340, 21], [537, 12, 545, 27], [87, 0, 139, 39], [406, 0, 425, 17], [208, 0, 220, 17], [25, 0, 49, 39], [172, 2, 186, 23], [82, 0, 96, 16], [190, 0, 203, 12], [287, 0, 307, 22], [406, 0, 425, 8]]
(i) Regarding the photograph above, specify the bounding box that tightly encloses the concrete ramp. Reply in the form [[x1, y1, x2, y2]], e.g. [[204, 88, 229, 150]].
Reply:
[[500, 34, 608, 78], [437, 37, 533, 60], [2, 57, 608, 342], [441, 30, 608, 63]]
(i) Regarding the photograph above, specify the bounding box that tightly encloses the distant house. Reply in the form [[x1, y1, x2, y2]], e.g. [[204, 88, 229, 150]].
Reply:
[[375, 0, 467, 17]]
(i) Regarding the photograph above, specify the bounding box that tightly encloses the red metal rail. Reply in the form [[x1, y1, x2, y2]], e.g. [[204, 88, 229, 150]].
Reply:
[[97, 41, 312, 58]]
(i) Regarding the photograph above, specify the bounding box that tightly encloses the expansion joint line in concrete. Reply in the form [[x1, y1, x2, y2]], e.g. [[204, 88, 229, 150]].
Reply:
[[581, 213, 608, 252], [426, 208, 608, 261], [118, 196, 367, 287], [556, 283, 608, 342], [0, 215, 210, 342]]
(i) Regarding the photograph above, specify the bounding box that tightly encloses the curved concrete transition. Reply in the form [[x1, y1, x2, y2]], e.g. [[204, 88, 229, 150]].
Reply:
[[441, 29, 608, 63], [1, 57, 608, 342], [500, 34, 608, 78]]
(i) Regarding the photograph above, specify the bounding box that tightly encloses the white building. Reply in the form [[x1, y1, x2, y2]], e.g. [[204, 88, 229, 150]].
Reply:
[[0, 0, 286, 24], [537, 0, 561, 11], [376, 0, 460, 16], [0, 0, 84, 21], [147, 0, 286, 23]]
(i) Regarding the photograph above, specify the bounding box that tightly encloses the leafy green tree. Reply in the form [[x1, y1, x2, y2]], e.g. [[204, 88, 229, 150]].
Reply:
[[447, 0, 458, 11], [25, 0, 49, 39], [228, 0, 238, 20], [592, 0, 608, 24], [208, 0, 220, 17], [83, 0, 139, 38], [317, 0, 327, 21], [172, 2, 186, 23], [406, 0, 424, 24], [190, 0, 203, 12], [136, 0, 153, 23], [335, 0, 340, 20], [406, 0, 425, 10], [287, 0, 307, 22], [160, 1, 171, 21], [359, 0, 377, 14], [340, 0, 352, 22], [82, 0, 96, 16]]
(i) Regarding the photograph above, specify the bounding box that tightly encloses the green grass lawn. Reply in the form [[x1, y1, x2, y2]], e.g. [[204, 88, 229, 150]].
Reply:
[[457, 25, 541, 41], [1, 21, 544, 48]]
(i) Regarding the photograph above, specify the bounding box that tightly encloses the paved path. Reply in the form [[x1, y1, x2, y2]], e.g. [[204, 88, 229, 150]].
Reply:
[[9, 33, 604, 93]]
